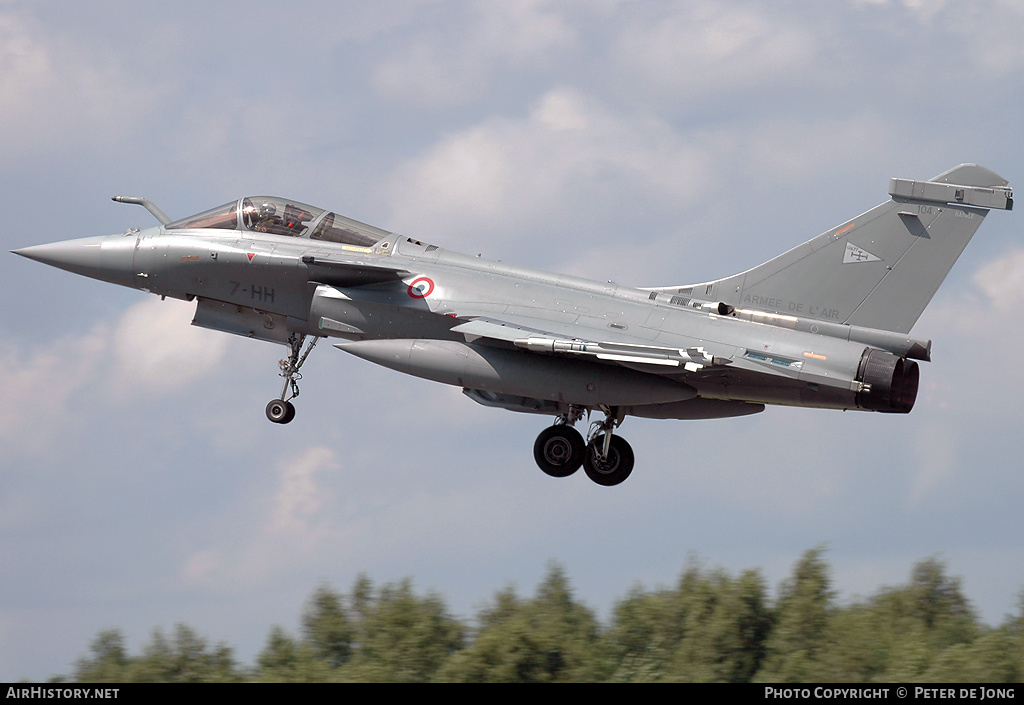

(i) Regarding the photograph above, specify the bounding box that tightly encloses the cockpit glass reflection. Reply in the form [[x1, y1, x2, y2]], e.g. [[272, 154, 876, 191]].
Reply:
[[242, 197, 323, 237], [165, 197, 391, 247], [166, 201, 238, 230]]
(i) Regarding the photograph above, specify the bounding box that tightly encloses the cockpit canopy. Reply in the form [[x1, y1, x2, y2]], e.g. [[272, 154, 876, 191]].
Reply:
[[166, 196, 390, 248]]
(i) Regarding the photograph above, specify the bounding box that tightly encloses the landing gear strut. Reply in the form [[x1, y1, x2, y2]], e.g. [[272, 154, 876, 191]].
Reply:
[[532, 406, 635, 486], [266, 333, 320, 424], [582, 406, 634, 487]]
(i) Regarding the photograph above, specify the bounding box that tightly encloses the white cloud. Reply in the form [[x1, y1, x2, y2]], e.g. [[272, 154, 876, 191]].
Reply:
[[0, 12, 159, 160], [972, 249, 1024, 311], [387, 88, 715, 255], [271, 446, 340, 535], [0, 325, 107, 458], [924, 247, 1024, 348], [111, 298, 229, 395], [180, 446, 343, 591], [0, 298, 230, 459], [850, 0, 1024, 72], [915, 247, 1024, 414], [0, 14, 50, 116], [180, 548, 222, 586], [967, 0, 1024, 71], [888, 0, 953, 23], [371, 0, 576, 108], [741, 114, 897, 183], [609, 2, 818, 104]]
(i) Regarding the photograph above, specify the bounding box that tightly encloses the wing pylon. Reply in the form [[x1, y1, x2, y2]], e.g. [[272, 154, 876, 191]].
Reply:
[[451, 317, 730, 371]]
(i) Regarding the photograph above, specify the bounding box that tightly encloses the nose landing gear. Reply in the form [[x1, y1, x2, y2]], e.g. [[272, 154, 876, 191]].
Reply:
[[266, 398, 295, 424], [265, 333, 320, 424], [532, 406, 635, 486]]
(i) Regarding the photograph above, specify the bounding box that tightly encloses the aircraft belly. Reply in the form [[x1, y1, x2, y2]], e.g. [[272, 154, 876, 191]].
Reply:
[[334, 339, 697, 406], [191, 298, 293, 345]]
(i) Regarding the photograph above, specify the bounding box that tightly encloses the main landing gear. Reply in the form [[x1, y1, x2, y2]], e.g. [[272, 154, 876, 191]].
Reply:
[[266, 333, 320, 424], [532, 406, 635, 486]]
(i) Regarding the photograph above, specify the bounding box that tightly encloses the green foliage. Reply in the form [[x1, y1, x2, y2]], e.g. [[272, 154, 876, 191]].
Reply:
[[607, 584, 678, 681], [301, 584, 354, 667], [918, 629, 1019, 682], [607, 561, 771, 682], [73, 630, 129, 682], [254, 626, 336, 682], [74, 624, 240, 682], [758, 553, 1001, 683], [757, 547, 834, 682], [63, 553, 1024, 683], [437, 562, 607, 682], [343, 577, 464, 682]]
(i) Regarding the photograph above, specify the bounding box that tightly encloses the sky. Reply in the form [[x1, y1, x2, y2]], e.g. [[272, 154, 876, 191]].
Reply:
[[2, 0, 1024, 680]]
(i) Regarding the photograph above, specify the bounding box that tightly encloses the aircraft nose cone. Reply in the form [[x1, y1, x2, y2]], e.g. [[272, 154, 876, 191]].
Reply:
[[12, 234, 137, 288], [13, 236, 106, 270]]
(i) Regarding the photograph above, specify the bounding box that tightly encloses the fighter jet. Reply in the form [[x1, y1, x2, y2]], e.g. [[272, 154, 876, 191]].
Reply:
[[12, 164, 1013, 486]]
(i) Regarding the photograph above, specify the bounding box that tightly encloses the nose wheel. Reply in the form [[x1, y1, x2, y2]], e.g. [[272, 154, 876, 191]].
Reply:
[[266, 333, 320, 424], [266, 398, 296, 424]]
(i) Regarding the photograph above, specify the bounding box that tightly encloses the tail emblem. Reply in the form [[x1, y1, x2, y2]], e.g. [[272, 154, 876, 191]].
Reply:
[[843, 242, 882, 264]]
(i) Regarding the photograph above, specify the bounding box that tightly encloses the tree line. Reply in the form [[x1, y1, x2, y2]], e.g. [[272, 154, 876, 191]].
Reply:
[[66, 549, 1023, 682]]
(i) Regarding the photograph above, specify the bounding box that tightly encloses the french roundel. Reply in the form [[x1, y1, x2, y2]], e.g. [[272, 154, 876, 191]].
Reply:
[[408, 276, 434, 299]]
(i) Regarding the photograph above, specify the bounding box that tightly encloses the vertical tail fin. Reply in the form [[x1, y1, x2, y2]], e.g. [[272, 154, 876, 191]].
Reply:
[[649, 164, 1012, 334]]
